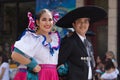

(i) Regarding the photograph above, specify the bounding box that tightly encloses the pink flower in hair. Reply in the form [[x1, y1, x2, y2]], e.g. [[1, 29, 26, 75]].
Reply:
[[27, 12, 36, 31], [53, 11, 60, 23]]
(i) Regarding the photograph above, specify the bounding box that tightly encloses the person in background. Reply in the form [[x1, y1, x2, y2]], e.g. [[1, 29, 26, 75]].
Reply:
[[56, 6, 107, 80], [95, 56, 105, 80], [11, 9, 60, 80], [105, 51, 117, 68], [13, 64, 27, 80], [100, 59, 119, 80], [0, 53, 10, 80]]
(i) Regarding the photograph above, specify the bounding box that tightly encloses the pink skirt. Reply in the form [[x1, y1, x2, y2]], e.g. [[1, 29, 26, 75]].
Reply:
[[38, 64, 59, 80], [14, 68, 27, 80]]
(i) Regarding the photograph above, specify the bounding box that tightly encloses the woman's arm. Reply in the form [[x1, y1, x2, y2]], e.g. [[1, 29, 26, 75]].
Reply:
[[11, 51, 41, 72], [0, 67, 6, 80], [11, 51, 31, 65]]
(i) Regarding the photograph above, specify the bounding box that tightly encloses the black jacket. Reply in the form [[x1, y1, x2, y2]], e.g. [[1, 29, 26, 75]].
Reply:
[[58, 32, 94, 80]]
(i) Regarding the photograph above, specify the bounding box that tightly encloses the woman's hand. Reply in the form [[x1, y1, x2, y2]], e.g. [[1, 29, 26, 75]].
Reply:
[[33, 65, 41, 72]]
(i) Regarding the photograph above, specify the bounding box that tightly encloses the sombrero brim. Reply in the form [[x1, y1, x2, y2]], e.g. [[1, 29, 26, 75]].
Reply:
[[56, 6, 107, 28]]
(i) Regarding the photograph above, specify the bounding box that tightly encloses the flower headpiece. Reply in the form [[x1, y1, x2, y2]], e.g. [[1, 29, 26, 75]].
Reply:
[[27, 12, 36, 31], [52, 11, 60, 23]]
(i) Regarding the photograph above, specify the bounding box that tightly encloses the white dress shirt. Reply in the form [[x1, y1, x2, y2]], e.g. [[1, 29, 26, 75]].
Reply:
[[77, 33, 92, 79]]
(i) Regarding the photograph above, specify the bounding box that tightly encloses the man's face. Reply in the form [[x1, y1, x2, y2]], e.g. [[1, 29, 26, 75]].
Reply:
[[72, 18, 90, 37]]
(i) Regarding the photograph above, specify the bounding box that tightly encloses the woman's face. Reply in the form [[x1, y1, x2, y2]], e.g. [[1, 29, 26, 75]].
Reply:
[[36, 12, 53, 34], [72, 18, 89, 37], [106, 53, 113, 59]]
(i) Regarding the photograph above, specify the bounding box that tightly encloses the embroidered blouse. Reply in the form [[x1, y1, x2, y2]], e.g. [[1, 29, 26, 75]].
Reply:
[[14, 30, 60, 65]]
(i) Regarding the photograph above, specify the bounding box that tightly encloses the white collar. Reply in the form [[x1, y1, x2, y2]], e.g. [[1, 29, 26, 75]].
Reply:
[[76, 32, 86, 42]]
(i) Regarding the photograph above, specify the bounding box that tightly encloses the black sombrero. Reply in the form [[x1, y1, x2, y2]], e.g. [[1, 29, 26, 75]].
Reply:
[[56, 6, 107, 28]]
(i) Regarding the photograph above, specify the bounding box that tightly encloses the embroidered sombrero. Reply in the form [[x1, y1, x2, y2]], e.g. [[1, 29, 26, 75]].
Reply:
[[56, 6, 107, 28]]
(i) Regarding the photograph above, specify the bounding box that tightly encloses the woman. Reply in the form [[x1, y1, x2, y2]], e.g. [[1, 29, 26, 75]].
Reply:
[[11, 9, 60, 80], [100, 59, 119, 80], [0, 54, 9, 80], [105, 51, 117, 67]]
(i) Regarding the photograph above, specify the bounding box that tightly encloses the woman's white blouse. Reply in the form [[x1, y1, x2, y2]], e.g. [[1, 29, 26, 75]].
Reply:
[[14, 31, 60, 65], [101, 69, 119, 79]]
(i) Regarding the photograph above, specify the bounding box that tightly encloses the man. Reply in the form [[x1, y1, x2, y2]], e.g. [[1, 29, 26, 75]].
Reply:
[[56, 6, 107, 80]]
